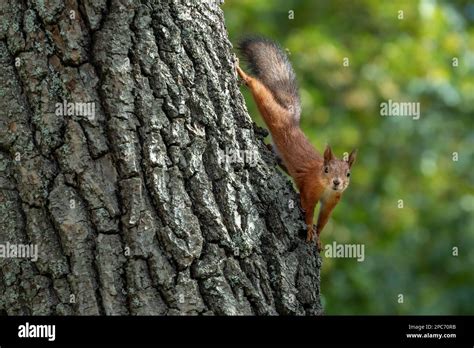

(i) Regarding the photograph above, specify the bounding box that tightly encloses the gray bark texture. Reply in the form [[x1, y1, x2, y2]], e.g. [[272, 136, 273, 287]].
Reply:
[[0, 0, 322, 315]]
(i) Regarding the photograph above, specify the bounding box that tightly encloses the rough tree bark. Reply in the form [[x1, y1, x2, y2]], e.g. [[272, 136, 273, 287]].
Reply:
[[0, 0, 322, 315]]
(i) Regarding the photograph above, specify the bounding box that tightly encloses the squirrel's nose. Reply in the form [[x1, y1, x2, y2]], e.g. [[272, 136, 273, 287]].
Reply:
[[333, 179, 340, 186]]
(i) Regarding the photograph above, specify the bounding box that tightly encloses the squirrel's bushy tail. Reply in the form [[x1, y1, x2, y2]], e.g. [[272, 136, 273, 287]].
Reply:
[[238, 37, 301, 122]]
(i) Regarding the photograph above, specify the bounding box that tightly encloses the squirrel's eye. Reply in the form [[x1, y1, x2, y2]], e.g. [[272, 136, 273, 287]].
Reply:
[[347, 172, 351, 177], [324, 166, 329, 173]]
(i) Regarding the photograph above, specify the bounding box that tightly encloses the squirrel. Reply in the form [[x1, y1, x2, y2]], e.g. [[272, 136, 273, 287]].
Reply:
[[235, 37, 357, 251]]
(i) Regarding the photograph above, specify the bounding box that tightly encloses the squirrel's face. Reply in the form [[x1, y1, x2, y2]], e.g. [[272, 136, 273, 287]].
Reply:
[[322, 145, 357, 192]]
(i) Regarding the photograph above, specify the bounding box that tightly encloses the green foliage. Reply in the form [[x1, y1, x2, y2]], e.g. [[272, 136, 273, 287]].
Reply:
[[223, 0, 474, 314]]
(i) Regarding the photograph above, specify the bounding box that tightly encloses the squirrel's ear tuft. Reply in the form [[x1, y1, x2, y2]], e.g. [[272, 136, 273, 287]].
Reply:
[[347, 148, 357, 168], [323, 145, 334, 164]]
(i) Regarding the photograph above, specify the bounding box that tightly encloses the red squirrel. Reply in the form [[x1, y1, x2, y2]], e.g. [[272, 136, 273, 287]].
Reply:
[[236, 37, 357, 251]]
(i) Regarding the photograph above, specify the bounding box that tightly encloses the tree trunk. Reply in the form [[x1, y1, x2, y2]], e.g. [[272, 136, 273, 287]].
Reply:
[[0, 0, 322, 315]]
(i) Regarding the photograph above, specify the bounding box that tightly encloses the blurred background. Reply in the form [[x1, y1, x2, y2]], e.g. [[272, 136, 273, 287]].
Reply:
[[223, 0, 474, 314]]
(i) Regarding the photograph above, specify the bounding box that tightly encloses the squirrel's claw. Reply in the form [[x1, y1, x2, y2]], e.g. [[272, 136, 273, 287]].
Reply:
[[235, 57, 250, 86], [306, 227, 322, 252], [306, 227, 314, 243], [234, 56, 240, 78], [316, 238, 322, 252]]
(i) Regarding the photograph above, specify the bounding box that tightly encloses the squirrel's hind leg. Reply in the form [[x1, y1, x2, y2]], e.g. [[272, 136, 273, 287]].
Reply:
[[235, 57, 252, 85]]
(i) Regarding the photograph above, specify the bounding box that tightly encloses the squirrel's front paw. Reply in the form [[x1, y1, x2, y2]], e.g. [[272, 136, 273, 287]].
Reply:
[[306, 228, 314, 243], [316, 238, 322, 252]]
